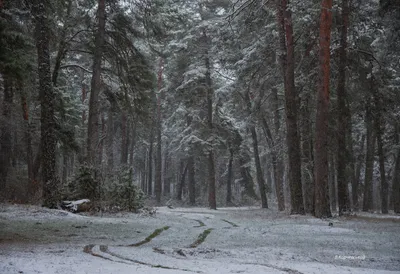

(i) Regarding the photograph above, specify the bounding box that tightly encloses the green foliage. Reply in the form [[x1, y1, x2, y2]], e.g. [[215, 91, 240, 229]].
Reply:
[[105, 168, 145, 212], [66, 164, 99, 201]]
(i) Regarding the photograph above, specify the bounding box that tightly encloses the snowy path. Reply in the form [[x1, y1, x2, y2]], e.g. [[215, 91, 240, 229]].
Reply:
[[0, 204, 399, 274]]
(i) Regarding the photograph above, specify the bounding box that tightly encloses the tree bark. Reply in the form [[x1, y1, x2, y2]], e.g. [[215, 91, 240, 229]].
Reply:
[[0, 76, 13, 196], [373, 93, 388, 213], [226, 148, 233, 205], [32, 0, 59, 208], [271, 88, 285, 211], [20, 93, 35, 198], [203, 30, 217, 210], [363, 102, 375, 212], [328, 155, 337, 212], [163, 148, 170, 196], [188, 155, 196, 205], [250, 126, 268, 208], [277, 0, 304, 214], [176, 161, 188, 201], [147, 127, 154, 196], [155, 58, 164, 204], [393, 142, 400, 213], [314, 0, 333, 218], [120, 112, 129, 165], [239, 155, 258, 200], [352, 134, 365, 211], [336, 0, 350, 215], [87, 0, 106, 165], [106, 110, 114, 172], [300, 95, 314, 214]]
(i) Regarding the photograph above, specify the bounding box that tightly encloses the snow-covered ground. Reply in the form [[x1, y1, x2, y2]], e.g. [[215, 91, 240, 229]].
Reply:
[[1, 204, 399, 274]]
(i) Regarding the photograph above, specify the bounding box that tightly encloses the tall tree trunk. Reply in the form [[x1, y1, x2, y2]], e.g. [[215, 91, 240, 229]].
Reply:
[[314, 0, 333, 218], [271, 88, 285, 211], [20, 93, 35, 198], [98, 113, 106, 167], [250, 126, 268, 208], [374, 93, 388, 213], [363, 102, 375, 212], [392, 139, 400, 213], [62, 152, 68, 186], [239, 155, 258, 200], [32, 0, 59, 208], [188, 155, 196, 205], [352, 134, 365, 211], [300, 95, 314, 214], [129, 123, 135, 166], [203, 30, 216, 210], [226, 148, 233, 205], [328, 155, 337, 212], [87, 0, 106, 165], [120, 112, 129, 165], [176, 161, 188, 201], [163, 148, 170, 196], [277, 0, 304, 214], [155, 58, 164, 204], [336, 0, 350, 215], [106, 110, 114, 172], [147, 127, 154, 196], [0, 76, 13, 196], [51, 0, 71, 87]]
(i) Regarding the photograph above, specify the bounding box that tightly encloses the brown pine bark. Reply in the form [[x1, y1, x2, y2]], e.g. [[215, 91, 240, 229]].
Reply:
[[87, 0, 106, 165], [314, 0, 333, 218], [336, 0, 350, 215], [277, 0, 304, 214]]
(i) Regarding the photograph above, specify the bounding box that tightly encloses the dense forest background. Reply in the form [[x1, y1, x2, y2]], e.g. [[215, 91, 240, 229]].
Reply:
[[0, 0, 399, 218]]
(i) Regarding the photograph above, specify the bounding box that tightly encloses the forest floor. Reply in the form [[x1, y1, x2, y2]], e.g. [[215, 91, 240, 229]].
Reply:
[[0, 204, 399, 274]]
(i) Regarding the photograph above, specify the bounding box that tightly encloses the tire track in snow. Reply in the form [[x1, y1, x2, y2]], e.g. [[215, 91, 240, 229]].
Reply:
[[243, 262, 304, 274], [83, 244, 202, 273]]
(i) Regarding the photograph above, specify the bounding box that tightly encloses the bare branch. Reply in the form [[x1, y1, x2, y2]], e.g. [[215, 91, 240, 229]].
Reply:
[[59, 64, 92, 74]]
